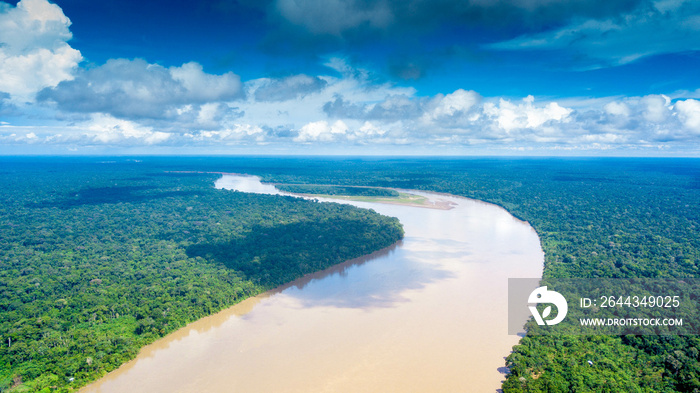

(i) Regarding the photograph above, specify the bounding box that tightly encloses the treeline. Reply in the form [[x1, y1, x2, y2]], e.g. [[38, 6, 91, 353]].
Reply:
[[275, 184, 399, 197], [190, 156, 699, 392], [0, 159, 403, 392]]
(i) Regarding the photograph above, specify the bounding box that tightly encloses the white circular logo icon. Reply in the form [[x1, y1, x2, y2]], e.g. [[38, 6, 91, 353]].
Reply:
[[528, 286, 568, 326]]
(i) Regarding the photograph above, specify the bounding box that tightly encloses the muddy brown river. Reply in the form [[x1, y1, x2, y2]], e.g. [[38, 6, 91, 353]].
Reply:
[[81, 175, 543, 393]]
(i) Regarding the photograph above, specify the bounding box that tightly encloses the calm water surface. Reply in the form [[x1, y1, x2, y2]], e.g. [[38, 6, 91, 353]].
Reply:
[[81, 175, 543, 393]]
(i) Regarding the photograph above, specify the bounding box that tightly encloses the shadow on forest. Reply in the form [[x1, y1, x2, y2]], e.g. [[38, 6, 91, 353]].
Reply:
[[187, 220, 453, 310], [27, 185, 202, 209], [186, 220, 390, 286]]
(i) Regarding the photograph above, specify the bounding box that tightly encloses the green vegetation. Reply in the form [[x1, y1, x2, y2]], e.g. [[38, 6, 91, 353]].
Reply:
[[203, 156, 699, 393], [315, 192, 429, 206], [275, 184, 399, 197], [3, 156, 699, 392], [0, 159, 403, 392], [276, 184, 430, 207]]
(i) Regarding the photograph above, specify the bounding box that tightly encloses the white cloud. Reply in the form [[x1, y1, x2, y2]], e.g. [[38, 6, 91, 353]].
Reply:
[[423, 89, 481, 120], [38, 58, 243, 121], [2, 41, 698, 154], [0, 0, 82, 101], [196, 103, 223, 127], [675, 99, 700, 133], [188, 124, 266, 143], [295, 120, 349, 142], [357, 121, 387, 137], [640, 94, 671, 123], [86, 114, 171, 145], [483, 96, 572, 132], [604, 101, 631, 117], [169, 62, 242, 103], [237, 58, 415, 131]]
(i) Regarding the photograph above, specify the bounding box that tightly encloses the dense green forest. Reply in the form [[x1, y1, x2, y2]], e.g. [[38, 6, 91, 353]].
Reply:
[[163, 156, 698, 393], [0, 159, 403, 392], [3, 156, 699, 392]]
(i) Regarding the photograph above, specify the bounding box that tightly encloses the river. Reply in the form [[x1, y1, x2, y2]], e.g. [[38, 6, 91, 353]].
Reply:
[[80, 174, 543, 393]]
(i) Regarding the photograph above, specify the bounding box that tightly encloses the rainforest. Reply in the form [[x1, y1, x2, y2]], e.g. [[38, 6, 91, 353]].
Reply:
[[1, 156, 700, 392]]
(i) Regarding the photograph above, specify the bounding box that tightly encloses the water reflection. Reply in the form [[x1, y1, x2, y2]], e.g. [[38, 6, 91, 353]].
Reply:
[[284, 242, 456, 309], [276, 241, 403, 293]]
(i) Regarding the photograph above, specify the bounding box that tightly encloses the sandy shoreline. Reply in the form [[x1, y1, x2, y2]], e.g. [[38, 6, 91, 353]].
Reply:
[[288, 192, 456, 210], [167, 171, 456, 210]]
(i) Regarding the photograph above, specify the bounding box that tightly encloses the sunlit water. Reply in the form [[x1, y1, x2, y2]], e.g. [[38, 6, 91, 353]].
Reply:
[[81, 174, 543, 393]]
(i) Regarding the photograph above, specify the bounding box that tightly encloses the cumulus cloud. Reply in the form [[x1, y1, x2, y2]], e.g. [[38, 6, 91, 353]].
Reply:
[[488, 0, 700, 67], [186, 124, 266, 144], [483, 95, 572, 132], [0, 115, 172, 147], [298, 92, 576, 145], [0, 0, 82, 101], [37, 58, 243, 120], [86, 114, 171, 145], [8, 88, 700, 152], [676, 99, 700, 134], [299, 89, 700, 150], [169, 62, 243, 102], [323, 94, 423, 121], [323, 88, 480, 123], [2, 35, 695, 154], [253, 74, 327, 102], [604, 101, 631, 117], [0, 118, 273, 148], [422, 89, 482, 122], [295, 120, 349, 142], [235, 58, 416, 131], [640, 94, 671, 123]]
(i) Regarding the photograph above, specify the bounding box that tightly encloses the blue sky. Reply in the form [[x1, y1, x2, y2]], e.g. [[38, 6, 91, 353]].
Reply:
[[1, 0, 700, 155]]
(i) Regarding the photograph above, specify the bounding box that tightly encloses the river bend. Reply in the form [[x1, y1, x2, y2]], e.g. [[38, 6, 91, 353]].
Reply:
[[81, 175, 543, 393]]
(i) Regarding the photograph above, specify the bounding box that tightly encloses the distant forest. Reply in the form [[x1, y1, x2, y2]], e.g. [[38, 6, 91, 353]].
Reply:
[[0, 159, 403, 392], [2, 156, 699, 392]]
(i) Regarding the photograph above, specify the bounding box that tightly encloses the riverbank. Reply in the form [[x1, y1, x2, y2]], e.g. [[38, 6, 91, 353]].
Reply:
[[80, 174, 543, 393], [169, 171, 455, 210], [284, 191, 455, 210]]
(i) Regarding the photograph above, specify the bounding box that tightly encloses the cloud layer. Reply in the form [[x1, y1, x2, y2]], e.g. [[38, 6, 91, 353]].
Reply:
[[8, 59, 700, 152], [38, 59, 243, 121], [1, 0, 700, 155]]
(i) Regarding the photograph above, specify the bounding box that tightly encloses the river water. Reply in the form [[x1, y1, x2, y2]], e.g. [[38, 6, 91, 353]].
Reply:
[[81, 175, 543, 393]]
